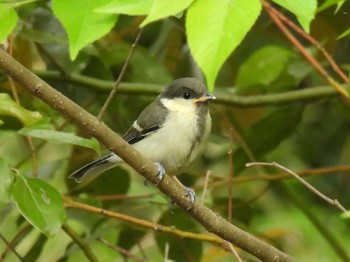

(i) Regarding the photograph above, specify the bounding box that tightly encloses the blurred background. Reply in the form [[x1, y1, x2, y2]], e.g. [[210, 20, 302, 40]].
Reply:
[[0, 1, 350, 261]]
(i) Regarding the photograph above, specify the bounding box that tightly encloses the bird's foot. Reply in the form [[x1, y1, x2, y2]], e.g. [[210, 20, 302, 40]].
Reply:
[[183, 186, 196, 208], [154, 162, 165, 185], [168, 186, 196, 211], [144, 162, 165, 186]]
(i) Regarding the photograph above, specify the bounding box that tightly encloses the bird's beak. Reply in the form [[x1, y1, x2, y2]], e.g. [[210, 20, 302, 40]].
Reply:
[[193, 93, 216, 104]]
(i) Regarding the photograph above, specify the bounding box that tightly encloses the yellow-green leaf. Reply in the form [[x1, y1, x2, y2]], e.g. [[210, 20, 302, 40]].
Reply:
[[0, 93, 42, 126], [186, 0, 261, 91]]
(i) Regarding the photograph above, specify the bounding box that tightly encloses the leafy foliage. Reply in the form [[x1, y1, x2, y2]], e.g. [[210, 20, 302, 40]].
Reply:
[[0, 0, 350, 261], [11, 174, 65, 236]]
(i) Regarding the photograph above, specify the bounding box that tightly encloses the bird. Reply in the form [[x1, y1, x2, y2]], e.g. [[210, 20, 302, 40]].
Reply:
[[69, 78, 215, 200]]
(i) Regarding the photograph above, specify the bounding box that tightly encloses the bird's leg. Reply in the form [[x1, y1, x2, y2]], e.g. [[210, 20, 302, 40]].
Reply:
[[173, 176, 196, 208]]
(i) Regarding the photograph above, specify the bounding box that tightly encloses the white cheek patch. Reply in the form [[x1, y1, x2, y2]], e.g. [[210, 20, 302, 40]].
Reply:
[[160, 98, 197, 114]]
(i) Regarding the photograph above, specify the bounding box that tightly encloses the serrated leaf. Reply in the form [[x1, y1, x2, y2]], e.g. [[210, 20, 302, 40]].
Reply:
[[186, 0, 261, 91], [141, 0, 194, 27], [0, 93, 42, 126], [0, 5, 17, 42], [96, 0, 153, 15], [272, 0, 317, 33], [18, 127, 100, 154], [11, 175, 65, 236], [0, 158, 14, 208], [236, 46, 294, 90], [52, 0, 118, 60]]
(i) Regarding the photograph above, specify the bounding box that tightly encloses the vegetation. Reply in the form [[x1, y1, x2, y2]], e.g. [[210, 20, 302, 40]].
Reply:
[[0, 0, 349, 261]]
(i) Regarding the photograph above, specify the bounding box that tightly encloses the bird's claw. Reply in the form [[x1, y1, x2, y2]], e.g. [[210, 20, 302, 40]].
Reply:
[[143, 162, 165, 186], [183, 186, 196, 208], [154, 162, 165, 185]]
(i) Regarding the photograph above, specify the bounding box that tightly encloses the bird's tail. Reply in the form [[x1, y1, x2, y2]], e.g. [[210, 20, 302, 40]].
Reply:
[[69, 153, 121, 184]]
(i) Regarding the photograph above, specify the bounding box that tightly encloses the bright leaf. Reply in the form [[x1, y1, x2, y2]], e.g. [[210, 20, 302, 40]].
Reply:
[[18, 128, 100, 154], [272, 0, 317, 33], [0, 0, 38, 7], [339, 27, 350, 39], [236, 45, 294, 90], [52, 0, 118, 60], [11, 175, 65, 236], [0, 5, 17, 42], [141, 0, 194, 27], [0, 93, 42, 126], [0, 158, 14, 208], [317, 0, 345, 13], [96, 0, 153, 15], [186, 0, 261, 91]]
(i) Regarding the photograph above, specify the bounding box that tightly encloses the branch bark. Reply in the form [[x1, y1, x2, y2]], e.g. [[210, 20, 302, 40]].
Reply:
[[0, 46, 296, 262], [36, 70, 339, 107]]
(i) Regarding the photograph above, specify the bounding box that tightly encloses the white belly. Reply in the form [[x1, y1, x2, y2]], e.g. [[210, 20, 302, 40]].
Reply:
[[133, 110, 211, 174]]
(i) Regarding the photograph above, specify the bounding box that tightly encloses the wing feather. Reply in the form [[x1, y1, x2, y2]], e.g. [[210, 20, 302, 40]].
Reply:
[[122, 99, 167, 144]]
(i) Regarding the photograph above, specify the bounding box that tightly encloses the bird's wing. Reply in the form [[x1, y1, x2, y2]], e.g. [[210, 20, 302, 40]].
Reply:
[[123, 99, 168, 144]]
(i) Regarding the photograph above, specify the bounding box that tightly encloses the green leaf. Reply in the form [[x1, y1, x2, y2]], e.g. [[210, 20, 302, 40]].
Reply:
[[11, 175, 65, 236], [317, 0, 345, 13], [140, 0, 194, 27], [18, 127, 100, 154], [0, 158, 14, 208], [0, 5, 17, 43], [186, 0, 261, 91], [339, 27, 350, 39], [0, 0, 37, 7], [0, 93, 42, 126], [96, 0, 153, 15], [236, 46, 294, 90], [272, 0, 317, 33], [52, 0, 118, 60]]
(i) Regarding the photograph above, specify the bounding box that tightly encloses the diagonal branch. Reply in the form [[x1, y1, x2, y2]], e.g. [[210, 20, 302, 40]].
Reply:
[[0, 46, 296, 262]]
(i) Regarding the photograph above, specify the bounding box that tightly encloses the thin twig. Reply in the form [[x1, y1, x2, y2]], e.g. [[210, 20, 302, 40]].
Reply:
[[64, 197, 227, 247], [35, 70, 341, 107], [201, 170, 212, 203], [226, 241, 243, 262], [262, 0, 349, 99], [207, 164, 350, 192], [228, 128, 234, 221], [266, 2, 348, 83], [97, 238, 147, 262], [61, 223, 99, 262], [246, 162, 347, 213], [0, 233, 24, 262], [164, 242, 169, 262], [94, 192, 157, 201], [1, 224, 30, 260], [98, 29, 143, 120]]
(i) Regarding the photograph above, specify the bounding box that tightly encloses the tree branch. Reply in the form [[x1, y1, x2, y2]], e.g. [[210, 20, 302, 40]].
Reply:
[[35, 70, 340, 107], [0, 46, 296, 262]]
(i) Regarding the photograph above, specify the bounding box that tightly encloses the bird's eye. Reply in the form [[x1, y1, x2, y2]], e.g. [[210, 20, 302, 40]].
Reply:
[[183, 91, 191, 99]]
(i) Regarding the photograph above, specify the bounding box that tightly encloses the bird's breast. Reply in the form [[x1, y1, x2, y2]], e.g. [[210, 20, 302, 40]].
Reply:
[[133, 109, 210, 175]]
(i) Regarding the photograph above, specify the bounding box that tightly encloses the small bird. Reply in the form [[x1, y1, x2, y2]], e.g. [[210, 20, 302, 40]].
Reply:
[[70, 78, 215, 197]]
